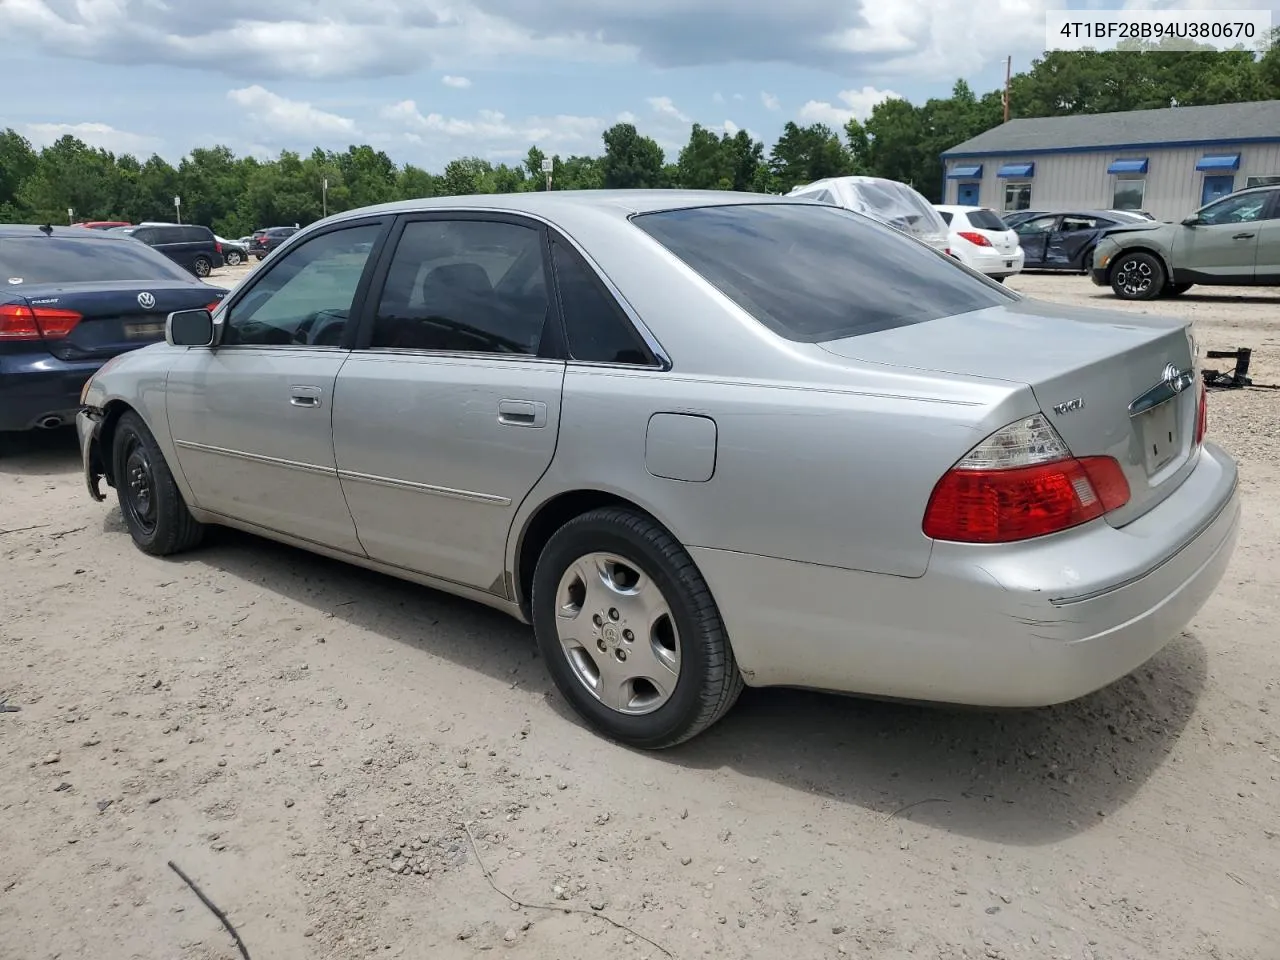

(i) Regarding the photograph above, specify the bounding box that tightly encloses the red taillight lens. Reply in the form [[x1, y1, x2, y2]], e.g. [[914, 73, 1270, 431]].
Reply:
[[205, 300, 222, 313], [922, 414, 1131, 544], [957, 231, 992, 247], [215, 241, 223, 253], [0, 303, 83, 341], [1195, 382, 1207, 445]]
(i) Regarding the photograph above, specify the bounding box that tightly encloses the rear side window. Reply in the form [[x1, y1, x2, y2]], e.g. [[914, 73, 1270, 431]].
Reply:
[[0, 237, 195, 284], [182, 227, 211, 243], [632, 203, 1012, 342], [966, 209, 1009, 231], [550, 238, 654, 365], [938, 210, 954, 225]]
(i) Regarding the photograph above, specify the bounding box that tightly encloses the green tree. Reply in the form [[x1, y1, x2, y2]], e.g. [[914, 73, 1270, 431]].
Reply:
[[769, 122, 852, 193], [0, 129, 38, 218], [600, 123, 665, 189]]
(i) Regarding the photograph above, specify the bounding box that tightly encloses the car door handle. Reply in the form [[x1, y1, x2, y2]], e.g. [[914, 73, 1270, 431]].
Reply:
[[1233, 232, 1255, 239], [290, 385, 323, 408], [497, 398, 547, 427]]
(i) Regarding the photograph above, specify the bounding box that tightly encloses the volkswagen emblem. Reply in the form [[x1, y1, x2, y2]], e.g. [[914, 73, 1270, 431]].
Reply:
[[137, 291, 156, 309]]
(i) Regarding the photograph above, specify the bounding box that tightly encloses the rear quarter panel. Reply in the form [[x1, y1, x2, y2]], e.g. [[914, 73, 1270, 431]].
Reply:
[[514, 362, 1033, 581]]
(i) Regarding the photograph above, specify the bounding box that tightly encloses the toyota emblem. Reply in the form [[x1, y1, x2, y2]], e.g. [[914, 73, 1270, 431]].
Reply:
[[137, 291, 156, 309]]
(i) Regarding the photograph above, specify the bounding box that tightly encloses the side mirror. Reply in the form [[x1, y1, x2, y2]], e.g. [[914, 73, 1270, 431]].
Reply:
[[167, 309, 215, 347], [1181, 215, 1201, 227]]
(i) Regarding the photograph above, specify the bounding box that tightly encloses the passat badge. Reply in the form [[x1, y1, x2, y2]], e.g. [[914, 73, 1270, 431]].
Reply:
[[137, 291, 156, 309], [1053, 397, 1085, 415]]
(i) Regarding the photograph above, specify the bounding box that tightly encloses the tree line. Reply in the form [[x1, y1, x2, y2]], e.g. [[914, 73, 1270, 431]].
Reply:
[[2, 40, 1277, 239]]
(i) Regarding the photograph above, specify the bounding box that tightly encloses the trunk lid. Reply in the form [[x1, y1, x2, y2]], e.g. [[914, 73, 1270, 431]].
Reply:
[[10, 281, 227, 361], [818, 299, 1199, 527]]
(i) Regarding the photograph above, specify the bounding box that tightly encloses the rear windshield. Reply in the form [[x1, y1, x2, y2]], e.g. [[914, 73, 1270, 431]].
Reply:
[[632, 203, 1014, 342], [966, 209, 1009, 231], [0, 236, 194, 284]]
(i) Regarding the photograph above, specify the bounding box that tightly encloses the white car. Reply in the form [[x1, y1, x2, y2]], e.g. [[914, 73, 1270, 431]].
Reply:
[[935, 205, 1025, 282], [790, 176, 951, 254]]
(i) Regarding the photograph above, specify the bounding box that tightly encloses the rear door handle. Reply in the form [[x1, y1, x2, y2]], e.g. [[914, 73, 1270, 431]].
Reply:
[[497, 398, 547, 427], [290, 385, 323, 408], [1233, 232, 1255, 239]]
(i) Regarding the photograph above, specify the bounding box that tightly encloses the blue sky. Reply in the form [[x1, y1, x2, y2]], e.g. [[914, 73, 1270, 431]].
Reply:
[[0, 0, 1274, 171]]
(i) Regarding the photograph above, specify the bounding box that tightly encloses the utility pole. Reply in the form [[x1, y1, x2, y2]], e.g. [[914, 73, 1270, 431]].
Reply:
[[1003, 56, 1012, 123]]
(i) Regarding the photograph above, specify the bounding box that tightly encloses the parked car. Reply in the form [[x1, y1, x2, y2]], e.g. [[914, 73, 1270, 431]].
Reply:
[[934, 205, 1024, 281], [76, 191, 1239, 748], [789, 176, 951, 253], [0, 224, 227, 434], [74, 221, 131, 230], [1092, 184, 1280, 300], [250, 226, 300, 260], [215, 235, 248, 266], [108, 223, 223, 278], [1012, 209, 1151, 273], [1000, 210, 1046, 229]]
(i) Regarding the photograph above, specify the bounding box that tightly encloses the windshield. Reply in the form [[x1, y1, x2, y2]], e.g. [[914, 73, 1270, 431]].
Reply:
[[632, 202, 1013, 343], [0, 236, 195, 284]]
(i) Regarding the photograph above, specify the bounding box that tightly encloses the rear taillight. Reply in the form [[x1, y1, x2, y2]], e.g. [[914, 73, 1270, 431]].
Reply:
[[957, 231, 992, 247], [205, 300, 222, 313], [215, 241, 223, 253], [922, 414, 1131, 544], [0, 303, 83, 341], [1195, 382, 1207, 445]]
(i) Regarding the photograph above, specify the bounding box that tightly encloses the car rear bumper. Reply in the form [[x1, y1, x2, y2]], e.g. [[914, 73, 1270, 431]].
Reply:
[[961, 248, 1024, 277], [692, 441, 1240, 706], [0, 353, 102, 432]]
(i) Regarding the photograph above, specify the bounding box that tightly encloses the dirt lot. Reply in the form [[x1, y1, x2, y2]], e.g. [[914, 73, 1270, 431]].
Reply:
[[2, 269, 1277, 960]]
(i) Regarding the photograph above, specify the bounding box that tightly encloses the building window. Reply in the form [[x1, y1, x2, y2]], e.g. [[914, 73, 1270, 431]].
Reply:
[[1246, 175, 1280, 188], [1003, 181, 1032, 212], [1112, 178, 1146, 211]]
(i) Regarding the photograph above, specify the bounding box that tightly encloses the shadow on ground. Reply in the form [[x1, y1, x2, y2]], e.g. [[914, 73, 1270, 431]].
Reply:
[[93, 515, 1210, 849], [0, 428, 81, 479]]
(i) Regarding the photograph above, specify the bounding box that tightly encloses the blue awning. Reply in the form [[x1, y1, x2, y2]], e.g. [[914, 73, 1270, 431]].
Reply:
[[1196, 154, 1241, 172], [1107, 158, 1149, 174], [997, 162, 1035, 178], [947, 164, 982, 179]]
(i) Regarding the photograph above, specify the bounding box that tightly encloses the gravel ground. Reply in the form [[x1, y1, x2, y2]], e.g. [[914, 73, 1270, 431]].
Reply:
[[1, 268, 1277, 960]]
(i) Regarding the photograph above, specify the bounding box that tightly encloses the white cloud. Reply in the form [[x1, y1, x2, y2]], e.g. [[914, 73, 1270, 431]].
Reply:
[[721, 119, 739, 135], [442, 74, 472, 88], [711, 91, 724, 104], [615, 110, 639, 124], [761, 91, 781, 111], [647, 96, 692, 123], [379, 99, 604, 156], [228, 85, 358, 137], [21, 121, 162, 156], [798, 85, 901, 127], [732, 93, 744, 101]]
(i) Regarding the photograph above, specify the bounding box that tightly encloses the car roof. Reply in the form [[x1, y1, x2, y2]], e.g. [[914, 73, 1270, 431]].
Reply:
[[0, 224, 132, 241], [934, 204, 992, 213], [331, 189, 805, 224]]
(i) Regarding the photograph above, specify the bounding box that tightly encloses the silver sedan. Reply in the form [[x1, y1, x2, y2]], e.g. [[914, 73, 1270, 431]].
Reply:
[[76, 190, 1241, 748]]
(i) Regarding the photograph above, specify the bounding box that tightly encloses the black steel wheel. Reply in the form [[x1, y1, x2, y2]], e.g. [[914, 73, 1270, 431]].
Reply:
[[111, 411, 205, 556]]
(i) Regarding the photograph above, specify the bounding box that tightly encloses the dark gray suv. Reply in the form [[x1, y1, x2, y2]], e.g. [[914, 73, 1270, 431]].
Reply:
[[108, 224, 222, 277]]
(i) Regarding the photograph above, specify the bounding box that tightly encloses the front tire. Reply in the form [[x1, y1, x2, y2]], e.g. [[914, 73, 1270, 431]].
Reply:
[[112, 412, 205, 556], [531, 507, 743, 748], [1109, 250, 1166, 300], [193, 256, 212, 278]]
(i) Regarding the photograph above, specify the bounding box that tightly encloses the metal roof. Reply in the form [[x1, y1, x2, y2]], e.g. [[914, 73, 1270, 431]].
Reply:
[[346, 189, 796, 220], [943, 99, 1280, 158]]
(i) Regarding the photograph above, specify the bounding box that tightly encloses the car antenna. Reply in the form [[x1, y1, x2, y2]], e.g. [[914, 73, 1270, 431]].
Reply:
[[38, 223, 53, 236]]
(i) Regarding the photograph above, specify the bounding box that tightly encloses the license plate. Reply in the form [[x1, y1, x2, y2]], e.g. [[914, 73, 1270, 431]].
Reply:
[[1140, 399, 1180, 474], [1005, 260, 1013, 268], [124, 320, 165, 340]]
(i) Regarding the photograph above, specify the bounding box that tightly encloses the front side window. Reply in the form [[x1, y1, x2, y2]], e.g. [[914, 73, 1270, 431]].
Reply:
[[550, 238, 654, 365], [223, 223, 381, 347], [369, 219, 549, 355], [1198, 190, 1273, 225], [1112, 178, 1146, 211], [1016, 215, 1059, 235], [631, 203, 1013, 343], [1003, 182, 1032, 212]]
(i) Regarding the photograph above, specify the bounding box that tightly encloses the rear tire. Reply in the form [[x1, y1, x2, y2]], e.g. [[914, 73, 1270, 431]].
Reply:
[[531, 507, 744, 749], [193, 257, 212, 278], [225, 250, 242, 266], [1109, 250, 1166, 300], [112, 411, 205, 556]]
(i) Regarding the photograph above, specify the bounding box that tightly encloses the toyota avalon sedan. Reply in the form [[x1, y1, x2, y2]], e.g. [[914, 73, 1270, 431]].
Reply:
[[75, 191, 1240, 749]]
